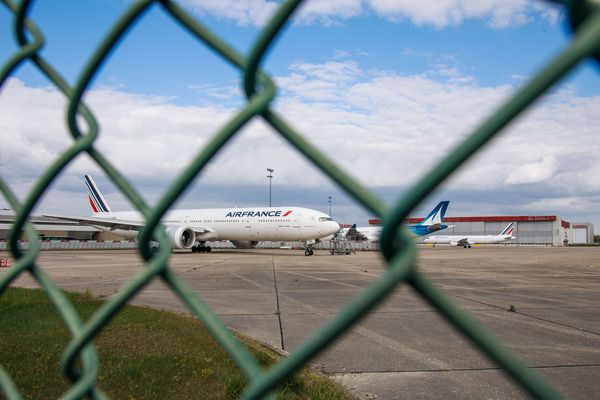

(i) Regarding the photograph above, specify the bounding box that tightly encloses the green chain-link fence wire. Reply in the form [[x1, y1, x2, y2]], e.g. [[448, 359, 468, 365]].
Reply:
[[1, 0, 599, 398]]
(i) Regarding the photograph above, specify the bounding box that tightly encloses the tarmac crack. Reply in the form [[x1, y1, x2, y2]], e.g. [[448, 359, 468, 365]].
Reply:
[[283, 270, 367, 290], [329, 363, 600, 374], [176, 257, 233, 275], [272, 256, 286, 350], [448, 293, 600, 337], [513, 310, 600, 337]]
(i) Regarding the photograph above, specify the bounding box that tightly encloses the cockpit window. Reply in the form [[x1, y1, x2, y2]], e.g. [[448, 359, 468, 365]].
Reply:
[[319, 217, 334, 222]]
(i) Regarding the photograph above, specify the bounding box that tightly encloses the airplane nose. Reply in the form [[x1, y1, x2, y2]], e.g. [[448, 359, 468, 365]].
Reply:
[[325, 221, 340, 235]]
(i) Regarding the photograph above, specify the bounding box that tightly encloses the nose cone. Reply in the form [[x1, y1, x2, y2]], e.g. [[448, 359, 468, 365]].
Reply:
[[332, 220, 341, 232], [325, 220, 340, 236]]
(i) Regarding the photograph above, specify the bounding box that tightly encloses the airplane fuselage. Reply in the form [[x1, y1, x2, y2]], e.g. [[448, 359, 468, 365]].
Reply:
[[92, 207, 340, 242], [424, 235, 513, 245]]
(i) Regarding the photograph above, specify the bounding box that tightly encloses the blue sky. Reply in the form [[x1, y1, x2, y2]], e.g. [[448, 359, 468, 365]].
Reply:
[[1, 0, 600, 231], [4, 0, 599, 96]]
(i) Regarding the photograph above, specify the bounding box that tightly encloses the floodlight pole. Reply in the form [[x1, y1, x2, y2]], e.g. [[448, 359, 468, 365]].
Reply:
[[328, 196, 332, 217], [267, 168, 274, 207]]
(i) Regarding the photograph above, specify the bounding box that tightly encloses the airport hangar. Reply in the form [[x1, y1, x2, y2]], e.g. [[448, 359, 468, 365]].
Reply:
[[0, 213, 595, 246], [369, 215, 595, 246]]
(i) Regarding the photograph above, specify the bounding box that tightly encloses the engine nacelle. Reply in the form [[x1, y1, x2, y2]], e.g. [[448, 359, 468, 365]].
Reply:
[[165, 226, 196, 249], [230, 240, 260, 249]]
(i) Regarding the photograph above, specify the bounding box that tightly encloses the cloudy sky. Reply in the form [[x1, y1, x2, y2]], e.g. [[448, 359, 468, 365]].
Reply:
[[1, 0, 600, 231]]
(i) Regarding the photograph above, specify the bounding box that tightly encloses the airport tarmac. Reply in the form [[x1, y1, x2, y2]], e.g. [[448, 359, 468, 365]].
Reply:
[[2, 246, 600, 399]]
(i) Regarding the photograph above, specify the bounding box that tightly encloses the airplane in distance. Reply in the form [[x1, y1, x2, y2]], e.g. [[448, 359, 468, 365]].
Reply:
[[331, 200, 451, 242], [423, 222, 516, 248], [45, 175, 340, 256]]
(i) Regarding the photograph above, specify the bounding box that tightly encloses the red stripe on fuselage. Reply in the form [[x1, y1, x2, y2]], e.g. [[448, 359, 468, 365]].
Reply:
[[283, 210, 292, 217]]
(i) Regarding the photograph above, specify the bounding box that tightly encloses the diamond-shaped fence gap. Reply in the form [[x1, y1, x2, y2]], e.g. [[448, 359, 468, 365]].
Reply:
[[60, 5, 247, 193], [188, 120, 339, 199], [0, 87, 90, 193], [78, 82, 239, 194], [267, 75, 481, 202]]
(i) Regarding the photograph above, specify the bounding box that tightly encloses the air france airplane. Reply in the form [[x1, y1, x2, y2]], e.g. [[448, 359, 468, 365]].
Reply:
[[46, 175, 340, 256], [423, 223, 516, 248], [329, 201, 451, 242]]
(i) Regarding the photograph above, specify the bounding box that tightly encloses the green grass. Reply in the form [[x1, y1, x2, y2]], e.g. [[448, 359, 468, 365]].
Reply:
[[0, 287, 349, 399]]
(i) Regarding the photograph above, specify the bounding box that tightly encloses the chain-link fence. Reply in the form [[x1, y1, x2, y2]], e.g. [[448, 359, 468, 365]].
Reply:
[[2, 0, 599, 398]]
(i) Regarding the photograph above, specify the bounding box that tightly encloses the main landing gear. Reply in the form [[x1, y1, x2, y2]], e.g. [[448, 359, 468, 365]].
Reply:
[[304, 240, 316, 256], [191, 243, 211, 253]]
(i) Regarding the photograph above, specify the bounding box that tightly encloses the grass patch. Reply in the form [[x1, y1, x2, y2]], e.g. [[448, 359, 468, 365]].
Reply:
[[0, 287, 349, 399]]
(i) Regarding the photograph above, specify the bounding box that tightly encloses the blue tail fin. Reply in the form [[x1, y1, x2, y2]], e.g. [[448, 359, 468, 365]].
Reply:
[[416, 201, 449, 226], [410, 201, 450, 236]]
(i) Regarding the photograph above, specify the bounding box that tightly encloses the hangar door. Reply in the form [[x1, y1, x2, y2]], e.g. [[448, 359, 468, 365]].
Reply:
[[574, 228, 588, 244]]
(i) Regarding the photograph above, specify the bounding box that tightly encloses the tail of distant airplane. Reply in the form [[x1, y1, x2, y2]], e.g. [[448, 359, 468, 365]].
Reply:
[[500, 222, 515, 237], [84, 175, 112, 214], [410, 201, 450, 236], [415, 201, 449, 227]]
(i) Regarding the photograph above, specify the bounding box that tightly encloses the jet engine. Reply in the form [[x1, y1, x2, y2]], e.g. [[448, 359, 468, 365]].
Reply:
[[165, 226, 196, 249], [230, 240, 260, 249]]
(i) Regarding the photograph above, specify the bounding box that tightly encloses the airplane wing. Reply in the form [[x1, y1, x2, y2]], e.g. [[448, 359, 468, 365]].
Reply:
[[42, 214, 213, 235], [43, 213, 144, 231]]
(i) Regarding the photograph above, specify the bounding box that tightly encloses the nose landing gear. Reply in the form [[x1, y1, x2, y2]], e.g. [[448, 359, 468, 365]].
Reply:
[[304, 240, 316, 256]]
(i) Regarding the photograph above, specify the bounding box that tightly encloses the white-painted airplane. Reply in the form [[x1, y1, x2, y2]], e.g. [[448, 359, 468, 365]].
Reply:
[[45, 175, 340, 256], [328, 201, 451, 242], [423, 223, 516, 248]]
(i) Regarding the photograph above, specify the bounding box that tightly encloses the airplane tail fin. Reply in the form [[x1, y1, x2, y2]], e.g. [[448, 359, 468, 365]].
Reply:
[[500, 222, 514, 236], [84, 175, 112, 214], [416, 201, 449, 227]]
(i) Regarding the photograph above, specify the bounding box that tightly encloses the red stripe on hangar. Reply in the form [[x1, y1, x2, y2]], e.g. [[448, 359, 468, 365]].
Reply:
[[283, 210, 292, 217]]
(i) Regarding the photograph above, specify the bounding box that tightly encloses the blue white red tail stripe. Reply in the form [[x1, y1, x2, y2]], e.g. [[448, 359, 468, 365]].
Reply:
[[84, 175, 111, 213], [500, 223, 514, 236]]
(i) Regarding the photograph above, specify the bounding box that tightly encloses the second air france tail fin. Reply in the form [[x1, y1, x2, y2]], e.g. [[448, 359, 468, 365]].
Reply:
[[500, 222, 515, 237], [84, 175, 112, 214]]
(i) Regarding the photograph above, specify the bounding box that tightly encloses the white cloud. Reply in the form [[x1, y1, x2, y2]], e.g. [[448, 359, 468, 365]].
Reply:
[[180, 0, 560, 28], [369, 0, 530, 28], [179, 0, 279, 26], [505, 155, 557, 185]]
